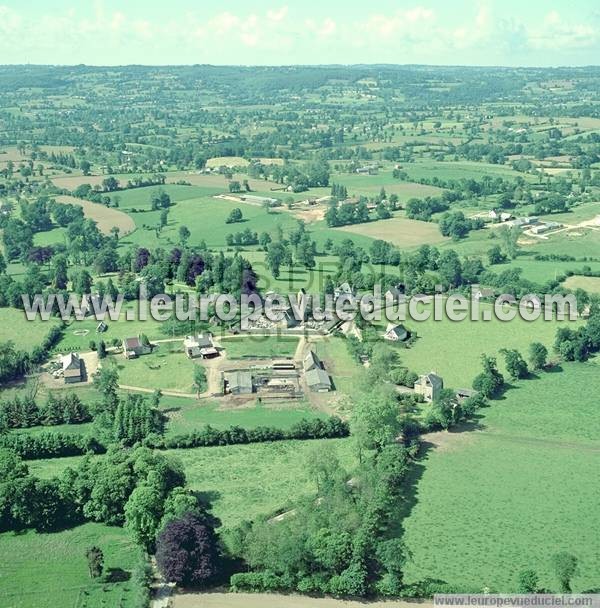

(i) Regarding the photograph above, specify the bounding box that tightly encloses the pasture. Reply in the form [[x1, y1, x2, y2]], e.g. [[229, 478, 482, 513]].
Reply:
[[0, 307, 59, 352], [563, 275, 600, 293], [112, 348, 200, 394], [387, 301, 580, 388], [174, 437, 357, 529], [161, 396, 328, 437], [55, 195, 135, 235], [335, 214, 448, 249], [0, 523, 143, 608], [220, 335, 298, 359], [402, 361, 600, 592], [333, 171, 445, 201]]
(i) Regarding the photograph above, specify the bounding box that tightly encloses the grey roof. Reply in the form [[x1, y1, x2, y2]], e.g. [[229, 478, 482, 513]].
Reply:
[[386, 286, 403, 298], [197, 333, 213, 348], [385, 323, 408, 340], [420, 372, 443, 391], [306, 367, 331, 389], [227, 371, 253, 391], [303, 350, 322, 372]]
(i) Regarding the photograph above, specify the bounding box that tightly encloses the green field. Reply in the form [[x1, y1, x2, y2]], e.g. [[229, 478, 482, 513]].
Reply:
[[112, 348, 200, 393], [220, 335, 298, 359], [336, 214, 449, 249], [0, 308, 59, 351], [161, 396, 328, 437], [402, 361, 600, 592], [0, 523, 144, 608], [175, 437, 357, 529], [385, 302, 579, 387], [562, 275, 600, 294]]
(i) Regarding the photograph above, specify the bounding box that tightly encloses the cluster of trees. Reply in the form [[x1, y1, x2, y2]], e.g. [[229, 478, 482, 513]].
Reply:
[[439, 211, 484, 240], [0, 393, 90, 430], [325, 199, 370, 227], [405, 197, 448, 221], [225, 208, 244, 224], [113, 394, 163, 446], [264, 221, 318, 277], [226, 228, 258, 246]]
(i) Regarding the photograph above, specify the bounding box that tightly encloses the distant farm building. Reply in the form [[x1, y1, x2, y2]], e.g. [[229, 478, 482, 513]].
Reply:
[[306, 368, 332, 392], [303, 350, 331, 392], [414, 371, 444, 402], [225, 371, 254, 395], [385, 285, 405, 303], [184, 334, 218, 359], [62, 352, 83, 384], [383, 323, 409, 342], [123, 336, 152, 359]]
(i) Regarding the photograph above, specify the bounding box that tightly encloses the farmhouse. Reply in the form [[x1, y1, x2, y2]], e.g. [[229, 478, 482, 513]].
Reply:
[[184, 333, 218, 359], [62, 352, 83, 384], [414, 371, 444, 402], [122, 336, 152, 359], [383, 323, 409, 342], [385, 285, 405, 303], [473, 287, 495, 300], [306, 367, 332, 392], [225, 371, 254, 395], [489, 210, 513, 222], [304, 350, 323, 372]]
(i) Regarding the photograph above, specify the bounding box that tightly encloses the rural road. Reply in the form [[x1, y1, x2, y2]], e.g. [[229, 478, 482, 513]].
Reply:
[[172, 593, 432, 608]]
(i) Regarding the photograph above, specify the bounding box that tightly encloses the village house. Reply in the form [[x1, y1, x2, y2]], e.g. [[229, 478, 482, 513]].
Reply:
[[303, 350, 323, 373], [472, 286, 496, 300], [305, 367, 332, 392], [62, 352, 83, 384], [122, 336, 152, 359], [184, 333, 218, 359], [385, 285, 405, 303], [383, 323, 409, 342], [414, 371, 444, 402], [489, 210, 513, 223], [225, 370, 254, 395]]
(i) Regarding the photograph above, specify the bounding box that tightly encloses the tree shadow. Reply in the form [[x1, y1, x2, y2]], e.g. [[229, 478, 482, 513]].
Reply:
[[104, 568, 131, 583]]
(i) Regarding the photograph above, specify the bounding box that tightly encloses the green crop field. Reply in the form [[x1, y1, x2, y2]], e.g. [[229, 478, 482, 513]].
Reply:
[[402, 361, 600, 592], [0, 523, 144, 608], [173, 437, 357, 530]]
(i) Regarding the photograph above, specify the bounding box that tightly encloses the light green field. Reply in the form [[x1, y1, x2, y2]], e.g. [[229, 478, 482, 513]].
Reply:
[[161, 396, 328, 437], [0, 523, 143, 608], [336, 214, 448, 249], [386, 302, 580, 387], [401, 159, 533, 182], [55, 303, 173, 352], [112, 348, 200, 393], [403, 361, 600, 592], [220, 335, 298, 359], [562, 275, 600, 294], [0, 307, 60, 351], [333, 171, 445, 200], [174, 437, 357, 529]]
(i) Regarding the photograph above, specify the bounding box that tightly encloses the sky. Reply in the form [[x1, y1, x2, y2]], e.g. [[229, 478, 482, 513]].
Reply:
[[0, 0, 598, 67]]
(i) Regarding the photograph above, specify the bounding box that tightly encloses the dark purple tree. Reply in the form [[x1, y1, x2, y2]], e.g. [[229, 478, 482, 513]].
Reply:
[[134, 247, 151, 272], [155, 512, 219, 587], [186, 254, 205, 286], [169, 247, 182, 277]]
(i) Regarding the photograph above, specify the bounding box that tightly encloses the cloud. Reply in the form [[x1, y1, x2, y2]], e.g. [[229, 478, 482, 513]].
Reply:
[[267, 6, 288, 23]]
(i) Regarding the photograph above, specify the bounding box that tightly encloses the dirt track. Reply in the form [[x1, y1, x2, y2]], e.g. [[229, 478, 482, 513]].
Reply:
[[173, 592, 432, 608]]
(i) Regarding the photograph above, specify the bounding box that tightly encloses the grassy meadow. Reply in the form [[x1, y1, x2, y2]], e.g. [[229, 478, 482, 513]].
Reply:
[[0, 523, 144, 608], [402, 361, 600, 592]]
